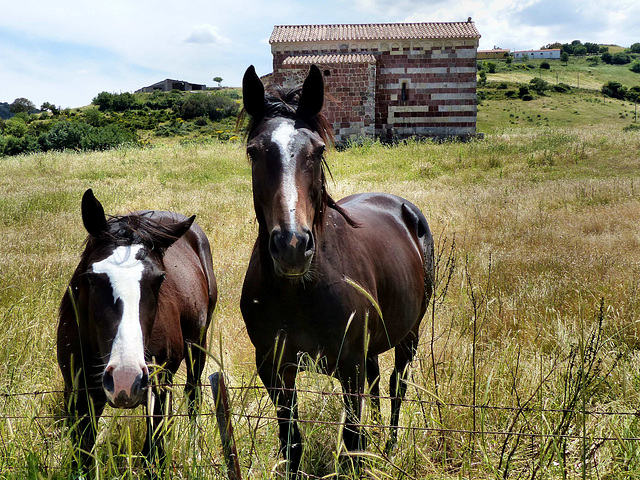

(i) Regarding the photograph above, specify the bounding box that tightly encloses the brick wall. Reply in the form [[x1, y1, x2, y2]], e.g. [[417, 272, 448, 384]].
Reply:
[[273, 60, 376, 143], [376, 44, 477, 139], [271, 38, 478, 143]]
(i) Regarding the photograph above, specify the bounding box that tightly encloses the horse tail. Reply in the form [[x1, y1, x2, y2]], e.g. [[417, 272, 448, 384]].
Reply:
[[401, 203, 434, 307]]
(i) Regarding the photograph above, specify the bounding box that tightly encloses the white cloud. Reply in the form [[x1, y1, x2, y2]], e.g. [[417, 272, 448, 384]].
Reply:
[[185, 24, 232, 46], [1, 0, 639, 107]]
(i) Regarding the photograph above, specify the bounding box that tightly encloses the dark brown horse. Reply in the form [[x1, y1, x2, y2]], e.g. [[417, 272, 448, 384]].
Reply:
[[240, 65, 434, 475], [57, 189, 217, 474]]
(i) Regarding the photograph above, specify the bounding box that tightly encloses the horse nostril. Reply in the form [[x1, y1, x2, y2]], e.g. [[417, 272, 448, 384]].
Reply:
[[103, 367, 115, 394], [269, 229, 282, 259], [304, 229, 314, 254], [131, 371, 149, 397]]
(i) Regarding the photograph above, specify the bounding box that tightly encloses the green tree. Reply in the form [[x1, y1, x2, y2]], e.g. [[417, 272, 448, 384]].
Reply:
[[561, 52, 569, 65], [40, 102, 60, 114], [9, 98, 36, 114], [213, 76, 223, 88], [478, 70, 487, 86], [629, 43, 640, 54], [584, 42, 600, 54], [92, 92, 114, 111], [573, 45, 587, 56]]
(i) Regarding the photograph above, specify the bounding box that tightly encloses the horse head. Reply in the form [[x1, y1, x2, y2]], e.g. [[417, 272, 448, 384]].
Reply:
[[78, 189, 194, 408], [242, 65, 329, 278]]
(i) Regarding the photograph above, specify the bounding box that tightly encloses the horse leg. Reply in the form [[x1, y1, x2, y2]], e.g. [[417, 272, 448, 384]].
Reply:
[[144, 370, 173, 475], [66, 387, 105, 475], [185, 341, 206, 419], [387, 328, 419, 452], [338, 359, 366, 473], [258, 361, 302, 476], [366, 355, 381, 424], [185, 341, 207, 462]]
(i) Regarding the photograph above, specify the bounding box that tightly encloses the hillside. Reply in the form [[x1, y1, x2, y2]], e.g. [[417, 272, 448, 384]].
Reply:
[[477, 56, 640, 133]]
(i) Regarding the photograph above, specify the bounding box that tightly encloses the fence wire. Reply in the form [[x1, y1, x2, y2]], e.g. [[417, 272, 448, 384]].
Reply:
[[2, 381, 640, 441]]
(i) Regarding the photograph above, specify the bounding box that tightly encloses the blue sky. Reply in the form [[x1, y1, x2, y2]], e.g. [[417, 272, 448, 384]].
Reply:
[[1, 0, 639, 108]]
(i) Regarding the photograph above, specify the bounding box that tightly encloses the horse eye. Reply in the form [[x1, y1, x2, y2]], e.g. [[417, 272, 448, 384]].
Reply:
[[247, 146, 260, 161]]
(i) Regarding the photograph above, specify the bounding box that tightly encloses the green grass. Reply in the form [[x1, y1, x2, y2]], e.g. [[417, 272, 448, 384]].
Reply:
[[1, 123, 640, 477], [478, 56, 640, 133]]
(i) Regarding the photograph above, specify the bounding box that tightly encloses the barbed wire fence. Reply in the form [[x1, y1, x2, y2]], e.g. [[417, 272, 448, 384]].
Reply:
[[2, 373, 640, 479]]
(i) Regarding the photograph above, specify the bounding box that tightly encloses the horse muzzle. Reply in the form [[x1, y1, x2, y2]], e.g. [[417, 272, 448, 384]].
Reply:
[[103, 364, 149, 409], [269, 226, 315, 277]]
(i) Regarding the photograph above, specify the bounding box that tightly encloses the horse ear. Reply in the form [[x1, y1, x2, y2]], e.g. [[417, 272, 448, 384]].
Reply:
[[297, 64, 324, 119], [156, 215, 195, 252], [242, 65, 265, 118], [81, 189, 108, 237]]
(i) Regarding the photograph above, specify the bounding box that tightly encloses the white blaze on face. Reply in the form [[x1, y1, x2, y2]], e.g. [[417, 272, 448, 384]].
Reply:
[[271, 122, 298, 227], [92, 244, 146, 396]]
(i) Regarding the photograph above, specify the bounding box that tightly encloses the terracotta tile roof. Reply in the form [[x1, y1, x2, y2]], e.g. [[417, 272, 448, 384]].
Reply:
[[282, 53, 377, 65], [270, 22, 480, 44]]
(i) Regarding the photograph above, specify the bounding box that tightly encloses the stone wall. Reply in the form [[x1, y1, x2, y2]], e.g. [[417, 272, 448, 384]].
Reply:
[[271, 38, 478, 143], [273, 59, 377, 144], [375, 44, 477, 139]]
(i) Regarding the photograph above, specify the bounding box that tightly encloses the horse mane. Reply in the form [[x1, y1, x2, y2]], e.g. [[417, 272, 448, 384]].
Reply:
[[86, 212, 182, 253], [59, 211, 183, 323], [240, 85, 359, 229]]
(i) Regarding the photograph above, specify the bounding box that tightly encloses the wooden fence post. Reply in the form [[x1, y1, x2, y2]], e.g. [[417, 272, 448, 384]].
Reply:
[[209, 372, 242, 480]]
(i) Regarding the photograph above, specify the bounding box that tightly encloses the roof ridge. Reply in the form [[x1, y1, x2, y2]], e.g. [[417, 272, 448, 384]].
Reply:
[[270, 22, 480, 44]]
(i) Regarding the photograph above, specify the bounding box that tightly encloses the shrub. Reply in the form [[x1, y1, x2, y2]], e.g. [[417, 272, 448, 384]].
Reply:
[[486, 62, 497, 73], [83, 107, 106, 127], [540, 61, 551, 70], [3, 135, 39, 155], [630, 61, 640, 73], [3, 117, 28, 137], [39, 121, 90, 151], [611, 52, 631, 65], [553, 83, 572, 93], [518, 85, 531, 98], [529, 77, 550, 94], [521, 94, 534, 101], [602, 81, 628, 100], [478, 70, 487, 86], [80, 124, 137, 151], [601, 52, 612, 64], [179, 93, 239, 121]]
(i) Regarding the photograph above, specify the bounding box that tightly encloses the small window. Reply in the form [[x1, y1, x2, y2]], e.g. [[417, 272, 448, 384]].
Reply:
[[401, 82, 408, 102], [324, 69, 331, 77]]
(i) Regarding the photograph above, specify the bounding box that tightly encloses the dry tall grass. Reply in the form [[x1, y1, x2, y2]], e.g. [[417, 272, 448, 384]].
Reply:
[[1, 126, 639, 478]]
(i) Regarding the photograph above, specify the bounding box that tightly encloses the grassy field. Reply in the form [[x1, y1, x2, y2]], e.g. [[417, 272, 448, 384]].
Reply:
[[477, 57, 640, 134], [1, 122, 640, 478], [2, 57, 640, 478]]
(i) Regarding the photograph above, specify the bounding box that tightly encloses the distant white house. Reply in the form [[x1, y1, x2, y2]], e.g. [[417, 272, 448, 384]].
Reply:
[[513, 49, 561, 60]]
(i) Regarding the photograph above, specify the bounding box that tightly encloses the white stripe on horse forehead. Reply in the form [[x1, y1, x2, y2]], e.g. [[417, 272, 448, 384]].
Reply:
[[271, 122, 299, 226], [91, 245, 145, 303], [92, 244, 147, 374]]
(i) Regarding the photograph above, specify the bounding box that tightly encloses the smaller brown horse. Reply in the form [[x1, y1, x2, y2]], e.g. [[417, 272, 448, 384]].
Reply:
[[240, 65, 434, 475], [57, 189, 217, 474]]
